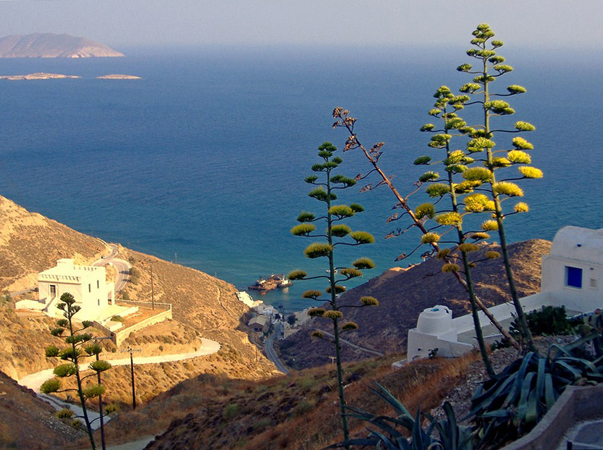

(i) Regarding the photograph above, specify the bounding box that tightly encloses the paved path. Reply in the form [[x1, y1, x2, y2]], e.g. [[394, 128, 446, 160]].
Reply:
[[556, 419, 603, 450], [19, 338, 221, 430], [319, 331, 385, 356], [93, 244, 131, 292], [107, 436, 155, 450], [265, 322, 289, 374]]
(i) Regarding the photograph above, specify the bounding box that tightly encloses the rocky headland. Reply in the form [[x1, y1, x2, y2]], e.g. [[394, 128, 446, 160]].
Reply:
[[0, 33, 124, 58]]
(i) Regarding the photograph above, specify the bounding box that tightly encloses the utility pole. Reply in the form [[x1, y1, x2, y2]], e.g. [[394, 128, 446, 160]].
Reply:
[[150, 263, 155, 310], [121, 347, 142, 410]]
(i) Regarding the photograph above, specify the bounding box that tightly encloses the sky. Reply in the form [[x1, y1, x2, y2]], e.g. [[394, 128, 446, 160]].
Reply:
[[0, 0, 602, 50]]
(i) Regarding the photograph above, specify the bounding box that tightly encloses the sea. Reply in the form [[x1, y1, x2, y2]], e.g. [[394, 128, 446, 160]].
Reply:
[[1, 45, 602, 313]]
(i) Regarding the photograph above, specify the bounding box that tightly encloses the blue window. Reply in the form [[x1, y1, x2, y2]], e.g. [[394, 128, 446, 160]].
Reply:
[[566, 266, 583, 288]]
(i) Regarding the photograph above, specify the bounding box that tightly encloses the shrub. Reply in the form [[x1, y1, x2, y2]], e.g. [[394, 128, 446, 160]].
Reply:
[[56, 408, 74, 419], [223, 403, 240, 420], [293, 399, 316, 417], [111, 315, 124, 322], [511, 305, 576, 336]]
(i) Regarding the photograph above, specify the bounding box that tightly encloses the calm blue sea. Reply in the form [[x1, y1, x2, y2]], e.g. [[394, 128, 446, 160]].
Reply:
[[1, 46, 602, 312]]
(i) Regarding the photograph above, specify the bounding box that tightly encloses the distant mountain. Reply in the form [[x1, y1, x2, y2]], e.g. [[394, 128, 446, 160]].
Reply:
[[0, 33, 124, 58]]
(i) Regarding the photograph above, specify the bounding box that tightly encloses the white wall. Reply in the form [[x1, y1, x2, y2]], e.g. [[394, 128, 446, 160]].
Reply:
[[39, 259, 110, 320]]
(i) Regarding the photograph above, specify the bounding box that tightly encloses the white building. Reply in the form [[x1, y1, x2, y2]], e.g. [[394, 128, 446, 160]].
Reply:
[[38, 259, 115, 320], [406, 226, 603, 361]]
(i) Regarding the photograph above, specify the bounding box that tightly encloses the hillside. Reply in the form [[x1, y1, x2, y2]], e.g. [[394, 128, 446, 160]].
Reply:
[[0, 195, 276, 406], [0, 370, 83, 449], [0, 33, 124, 58], [278, 239, 551, 369], [105, 353, 477, 449], [0, 196, 106, 293]]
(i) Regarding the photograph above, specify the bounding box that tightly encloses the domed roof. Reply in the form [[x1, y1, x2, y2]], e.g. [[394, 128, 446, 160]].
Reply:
[[550, 226, 603, 263]]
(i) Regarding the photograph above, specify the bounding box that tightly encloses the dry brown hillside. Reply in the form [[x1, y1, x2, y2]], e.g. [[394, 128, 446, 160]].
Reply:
[[0, 370, 83, 449], [0, 196, 276, 410], [278, 239, 551, 369], [0, 196, 106, 292]]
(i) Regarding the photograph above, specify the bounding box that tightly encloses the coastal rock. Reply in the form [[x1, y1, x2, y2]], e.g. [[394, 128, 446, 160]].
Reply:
[[97, 74, 142, 80], [0, 72, 80, 80], [0, 33, 124, 58]]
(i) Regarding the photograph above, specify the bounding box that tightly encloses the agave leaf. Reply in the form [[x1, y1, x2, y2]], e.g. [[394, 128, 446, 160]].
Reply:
[[372, 383, 414, 420], [517, 372, 535, 422], [544, 372, 556, 410], [513, 353, 536, 394], [553, 360, 582, 381], [368, 416, 407, 439], [535, 357, 546, 404], [412, 407, 434, 450], [525, 386, 539, 425], [366, 427, 401, 450], [585, 372, 603, 382], [479, 409, 512, 418], [471, 373, 517, 415]]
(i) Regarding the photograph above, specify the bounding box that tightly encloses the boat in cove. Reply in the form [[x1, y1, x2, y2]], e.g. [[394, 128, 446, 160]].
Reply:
[[248, 274, 292, 292]]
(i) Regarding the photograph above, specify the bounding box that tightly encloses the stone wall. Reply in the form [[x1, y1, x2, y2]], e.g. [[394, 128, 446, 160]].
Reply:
[[114, 307, 173, 346]]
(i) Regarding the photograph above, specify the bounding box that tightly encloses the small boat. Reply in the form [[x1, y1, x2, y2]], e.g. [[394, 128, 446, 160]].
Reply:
[[248, 274, 292, 291]]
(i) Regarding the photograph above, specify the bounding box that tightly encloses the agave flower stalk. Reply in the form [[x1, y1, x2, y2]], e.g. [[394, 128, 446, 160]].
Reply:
[[289, 142, 379, 444], [415, 85, 495, 376], [457, 24, 541, 351], [332, 108, 520, 351]]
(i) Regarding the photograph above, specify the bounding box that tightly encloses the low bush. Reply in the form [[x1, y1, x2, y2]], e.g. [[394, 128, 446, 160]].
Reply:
[[56, 408, 74, 419]]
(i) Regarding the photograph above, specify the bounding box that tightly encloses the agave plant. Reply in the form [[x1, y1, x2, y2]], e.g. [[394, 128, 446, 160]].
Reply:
[[328, 383, 473, 450], [469, 334, 603, 448]]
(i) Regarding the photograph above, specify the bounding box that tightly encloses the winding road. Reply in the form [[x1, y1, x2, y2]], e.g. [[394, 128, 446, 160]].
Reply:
[[19, 338, 221, 430], [265, 322, 289, 374], [93, 244, 131, 292]]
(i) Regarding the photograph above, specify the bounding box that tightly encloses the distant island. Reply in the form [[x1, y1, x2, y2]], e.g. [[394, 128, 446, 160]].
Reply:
[[97, 74, 142, 80], [0, 33, 124, 58], [0, 72, 80, 80]]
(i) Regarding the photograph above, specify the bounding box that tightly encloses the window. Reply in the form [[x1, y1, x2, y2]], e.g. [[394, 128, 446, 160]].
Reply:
[[50, 285, 57, 298], [566, 266, 583, 288], [97, 280, 100, 289], [89, 284, 91, 293]]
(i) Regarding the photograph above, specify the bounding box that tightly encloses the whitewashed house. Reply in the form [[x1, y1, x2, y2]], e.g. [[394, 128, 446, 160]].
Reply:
[[38, 259, 115, 320], [406, 226, 603, 361]]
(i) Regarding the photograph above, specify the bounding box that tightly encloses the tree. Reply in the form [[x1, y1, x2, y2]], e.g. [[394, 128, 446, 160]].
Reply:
[[332, 108, 520, 351], [286, 314, 297, 326], [41, 292, 112, 450], [413, 85, 496, 376], [455, 23, 541, 351], [289, 141, 379, 443]]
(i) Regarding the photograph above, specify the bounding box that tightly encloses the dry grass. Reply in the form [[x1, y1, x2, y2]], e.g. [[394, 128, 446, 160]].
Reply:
[[99, 352, 480, 450]]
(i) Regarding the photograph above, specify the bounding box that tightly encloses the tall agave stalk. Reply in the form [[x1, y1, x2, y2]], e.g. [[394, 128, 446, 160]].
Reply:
[[415, 85, 496, 376], [457, 24, 541, 351], [289, 141, 379, 443], [332, 108, 520, 351]]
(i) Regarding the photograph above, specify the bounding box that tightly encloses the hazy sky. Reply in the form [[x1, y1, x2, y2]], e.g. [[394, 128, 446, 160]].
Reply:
[[0, 0, 602, 50]]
